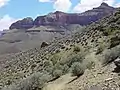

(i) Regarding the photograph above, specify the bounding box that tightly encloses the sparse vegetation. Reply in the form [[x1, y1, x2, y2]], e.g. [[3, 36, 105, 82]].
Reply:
[[67, 53, 84, 67], [52, 69, 63, 78], [73, 45, 81, 52], [50, 54, 61, 65], [2, 72, 52, 90], [71, 62, 85, 77], [100, 45, 120, 65], [44, 60, 53, 67], [96, 45, 104, 55], [96, 40, 108, 55], [109, 36, 120, 49], [83, 52, 96, 69], [62, 65, 69, 74]]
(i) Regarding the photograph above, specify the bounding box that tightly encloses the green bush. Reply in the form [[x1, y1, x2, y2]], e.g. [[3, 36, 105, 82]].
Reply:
[[83, 52, 96, 69], [73, 45, 80, 52], [52, 69, 63, 78], [2, 72, 52, 90], [71, 62, 85, 77], [109, 36, 120, 49], [62, 65, 70, 74], [103, 24, 120, 36], [50, 54, 61, 65], [44, 60, 53, 67], [67, 53, 84, 67], [84, 60, 95, 70], [96, 46, 104, 55], [101, 45, 120, 65], [45, 66, 54, 74]]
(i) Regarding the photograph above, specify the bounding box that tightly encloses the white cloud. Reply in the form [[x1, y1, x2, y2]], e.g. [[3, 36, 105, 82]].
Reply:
[[39, 0, 72, 12], [73, 0, 116, 13], [39, 0, 51, 2], [53, 0, 72, 12], [0, 0, 9, 8], [103, 0, 115, 6], [0, 15, 18, 31]]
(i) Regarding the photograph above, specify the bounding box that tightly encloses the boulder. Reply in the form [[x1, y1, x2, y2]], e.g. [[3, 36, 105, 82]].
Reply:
[[41, 42, 49, 48], [114, 58, 120, 68]]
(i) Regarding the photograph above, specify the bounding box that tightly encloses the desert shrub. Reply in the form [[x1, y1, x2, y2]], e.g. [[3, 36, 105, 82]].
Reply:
[[108, 11, 120, 23], [116, 18, 120, 24], [54, 63, 63, 70], [101, 45, 120, 65], [52, 69, 63, 78], [96, 45, 104, 55], [114, 10, 120, 16], [73, 45, 80, 52], [83, 52, 96, 69], [45, 66, 54, 74], [40, 60, 53, 74], [96, 40, 109, 55], [84, 60, 95, 70], [62, 65, 70, 74], [109, 17, 119, 23], [109, 36, 120, 49], [103, 24, 120, 36], [71, 62, 85, 77], [102, 28, 113, 36], [43, 60, 53, 67], [95, 25, 103, 31], [49, 63, 63, 78], [50, 54, 61, 65], [67, 53, 84, 67], [2, 72, 52, 90], [20, 72, 51, 90]]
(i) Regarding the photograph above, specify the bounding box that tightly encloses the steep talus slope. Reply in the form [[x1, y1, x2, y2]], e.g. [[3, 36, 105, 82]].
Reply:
[[1, 5, 120, 90], [63, 9, 120, 90]]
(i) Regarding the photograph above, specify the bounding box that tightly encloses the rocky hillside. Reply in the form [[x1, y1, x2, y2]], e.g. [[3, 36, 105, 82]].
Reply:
[[0, 25, 83, 55], [1, 5, 120, 90], [9, 3, 116, 30]]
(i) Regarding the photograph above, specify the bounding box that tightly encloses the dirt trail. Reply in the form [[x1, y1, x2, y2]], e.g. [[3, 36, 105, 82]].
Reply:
[[43, 74, 77, 90], [43, 62, 120, 90], [63, 63, 120, 90], [43, 52, 120, 90]]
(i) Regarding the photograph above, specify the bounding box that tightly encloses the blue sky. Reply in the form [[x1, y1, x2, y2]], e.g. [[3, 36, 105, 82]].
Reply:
[[0, 0, 53, 19], [0, 0, 80, 19], [0, 0, 120, 30]]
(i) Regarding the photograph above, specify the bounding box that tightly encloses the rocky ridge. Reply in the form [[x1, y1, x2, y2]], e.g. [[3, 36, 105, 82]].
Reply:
[[10, 3, 116, 30]]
